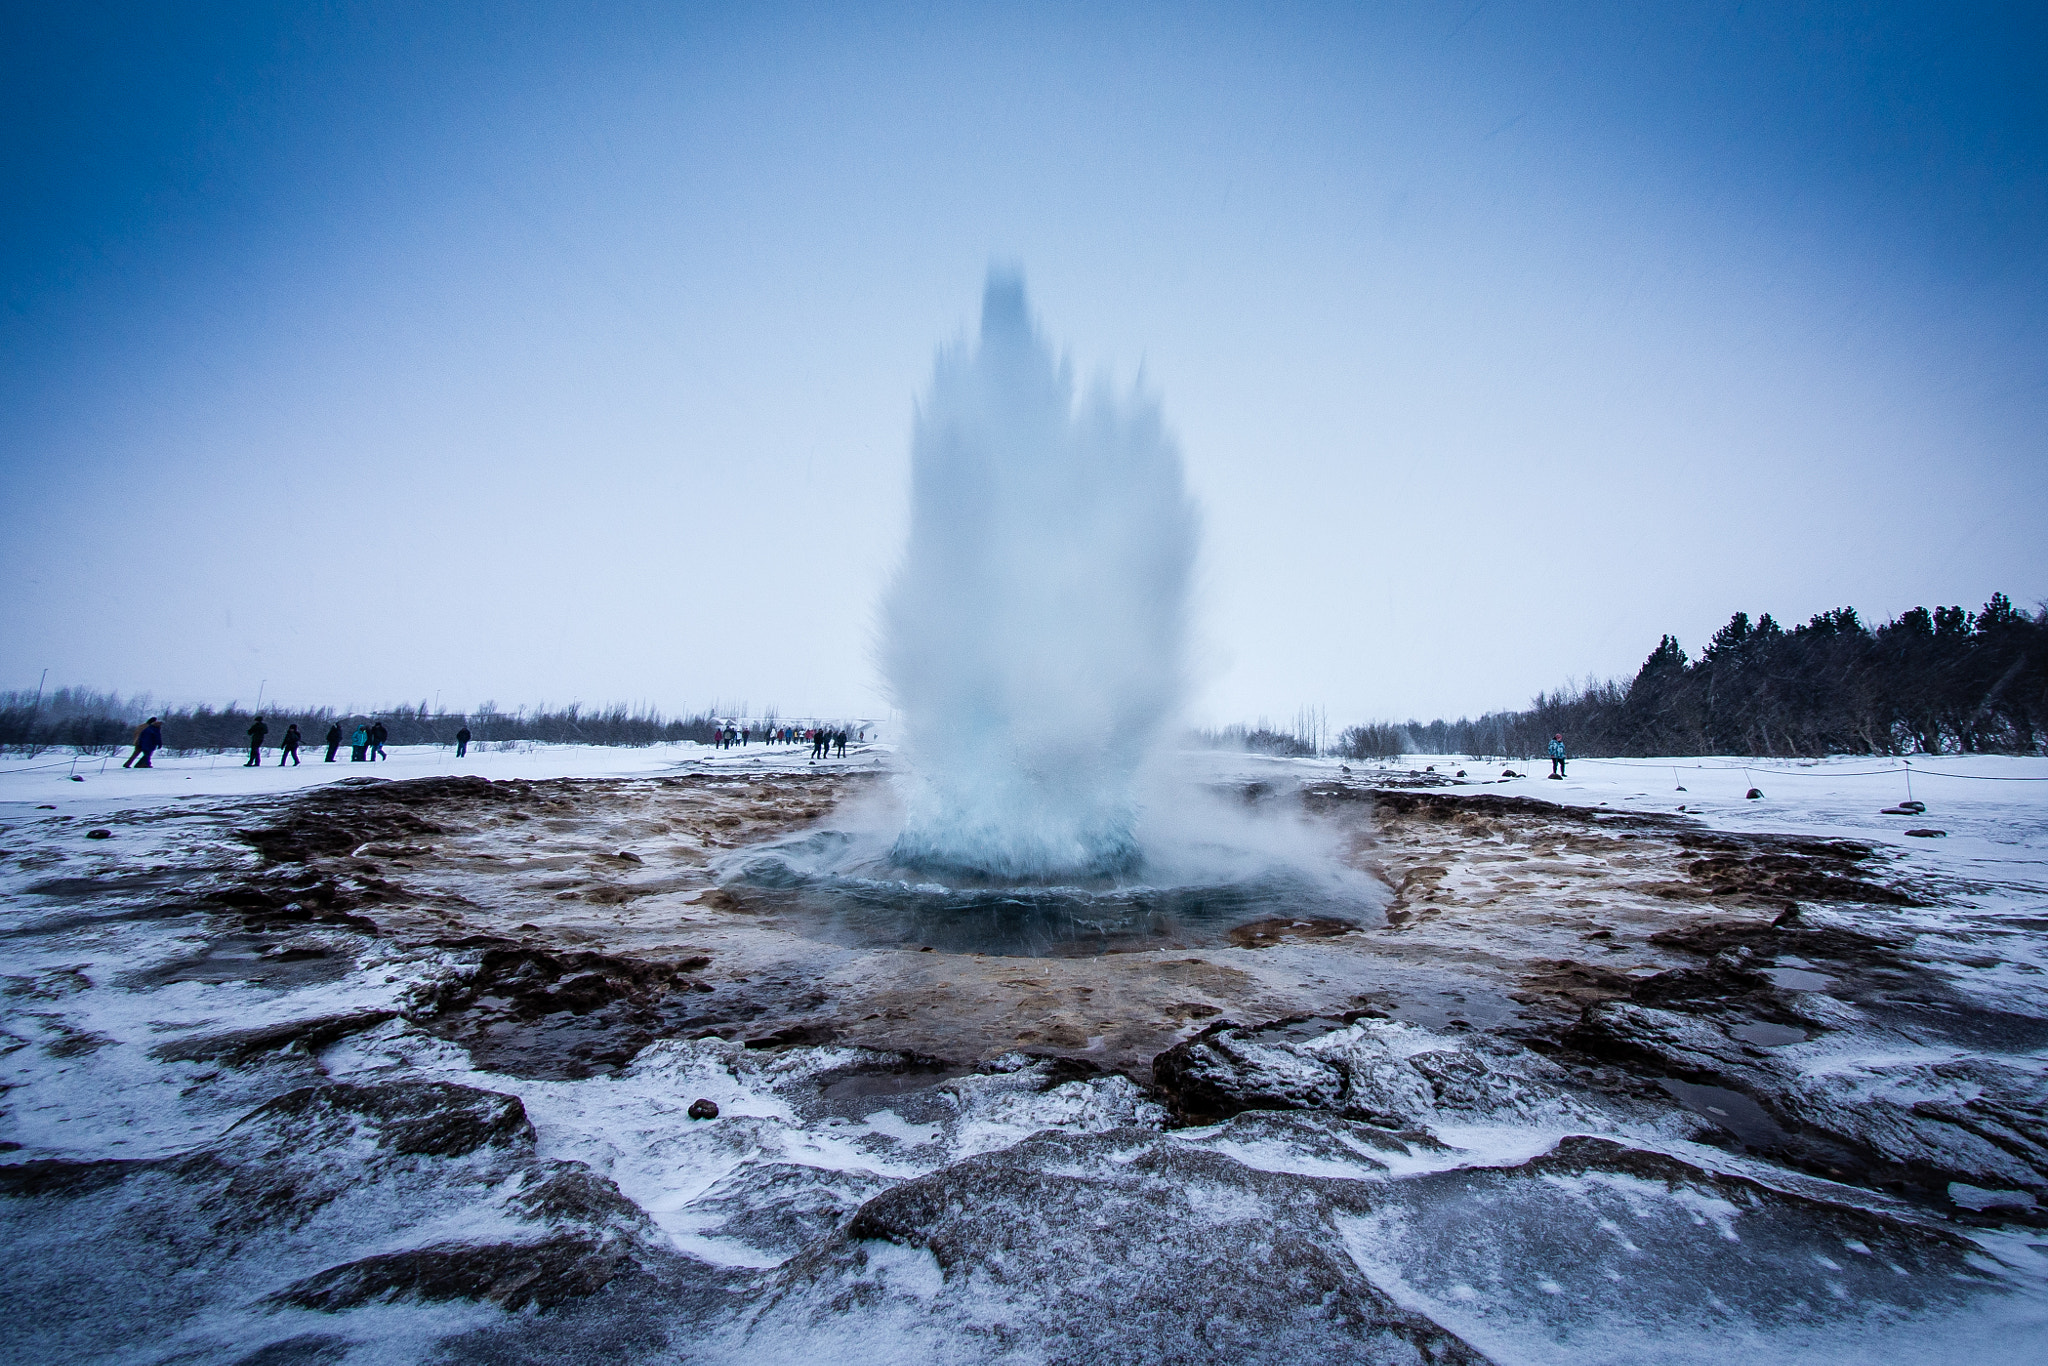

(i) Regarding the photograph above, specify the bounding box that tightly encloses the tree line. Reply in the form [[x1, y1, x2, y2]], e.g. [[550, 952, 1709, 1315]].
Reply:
[[0, 689, 727, 756], [1342, 592, 2046, 760]]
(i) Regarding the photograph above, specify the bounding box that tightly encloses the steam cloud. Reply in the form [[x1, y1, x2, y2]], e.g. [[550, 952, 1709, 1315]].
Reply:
[[882, 272, 1198, 880]]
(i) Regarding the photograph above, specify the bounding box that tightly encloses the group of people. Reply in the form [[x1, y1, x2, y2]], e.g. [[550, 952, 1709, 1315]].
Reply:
[[321, 721, 389, 763], [122, 714, 869, 770], [710, 724, 861, 757]]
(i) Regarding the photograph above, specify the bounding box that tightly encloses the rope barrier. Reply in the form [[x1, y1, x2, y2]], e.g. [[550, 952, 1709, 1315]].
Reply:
[[1556, 757, 2048, 780]]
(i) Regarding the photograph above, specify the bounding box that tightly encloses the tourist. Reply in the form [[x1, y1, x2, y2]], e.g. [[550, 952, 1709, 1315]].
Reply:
[[122, 717, 162, 769], [350, 724, 370, 761], [1548, 734, 1567, 779], [324, 723, 342, 762], [279, 723, 302, 766], [455, 725, 471, 758], [370, 721, 389, 761], [244, 716, 268, 767]]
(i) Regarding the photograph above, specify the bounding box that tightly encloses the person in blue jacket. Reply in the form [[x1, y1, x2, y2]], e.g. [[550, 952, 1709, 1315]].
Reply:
[[123, 718, 162, 768], [1548, 734, 1567, 779]]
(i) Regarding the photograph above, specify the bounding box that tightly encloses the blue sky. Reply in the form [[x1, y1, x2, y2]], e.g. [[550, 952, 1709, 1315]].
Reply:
[[4, 2, 2043, 725]]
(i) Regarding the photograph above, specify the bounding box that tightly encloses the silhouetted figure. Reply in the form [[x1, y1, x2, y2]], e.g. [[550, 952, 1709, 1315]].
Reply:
[[370, 721, 389, 761], [324, 724, 342, 761], [834, 729, 848, 758], [455, 726, 471, 758], [1548, 734, 1567, 779], [279, 724, 301, 766], [350, 724, 369, 761], [123, 718, 162, 768], [244, 717, 268, 767]]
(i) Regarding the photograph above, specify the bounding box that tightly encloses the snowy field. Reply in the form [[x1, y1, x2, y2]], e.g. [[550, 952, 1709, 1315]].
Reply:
[[2, 746, 2044, 1364]]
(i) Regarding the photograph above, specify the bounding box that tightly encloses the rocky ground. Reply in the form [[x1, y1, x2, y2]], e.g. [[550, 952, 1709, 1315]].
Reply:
[[2, 757, 2044, 1363]]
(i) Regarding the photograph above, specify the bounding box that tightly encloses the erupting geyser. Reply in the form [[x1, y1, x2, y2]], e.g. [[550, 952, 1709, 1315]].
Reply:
[[883, 272, 1198, 880]]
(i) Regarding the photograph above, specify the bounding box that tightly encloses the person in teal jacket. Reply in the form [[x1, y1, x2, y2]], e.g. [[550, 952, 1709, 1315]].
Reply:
[[1548, 734, 1567, 779]]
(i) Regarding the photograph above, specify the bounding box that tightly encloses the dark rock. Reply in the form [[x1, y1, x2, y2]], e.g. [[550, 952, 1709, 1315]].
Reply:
[[151, 1010, 397, 1064], [687, 1098, 720, 1120], [266, 1234, 634, 1311], [742, 1022, 838, 1049], [790, 1127, 1489, 1364], [1348, 1133, 2005, 1343], [227, 1081, 534, 1158], [509, 1164, 652, 1226], [0, 1157, 154, 1199], [231, 1334, 354, 1365], [686, 1161, 895, 1259], [1747, 787, 1764, 799], [85, 828, 111, 838], [415, 945, 715, 1079], [1905, 828, 1947, 837], [1225, 916, 1358, 949]]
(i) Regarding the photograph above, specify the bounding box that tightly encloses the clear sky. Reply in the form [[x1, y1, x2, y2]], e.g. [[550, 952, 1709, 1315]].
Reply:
[[5, 2, 2043, 726]]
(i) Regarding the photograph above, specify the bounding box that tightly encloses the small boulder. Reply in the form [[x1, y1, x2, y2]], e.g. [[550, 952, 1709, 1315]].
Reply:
[[688, 1098, 720, 1120], [85, 829, 112, 839], [1745, 788, 1764, 800], [1904, 829, 1947, 838]]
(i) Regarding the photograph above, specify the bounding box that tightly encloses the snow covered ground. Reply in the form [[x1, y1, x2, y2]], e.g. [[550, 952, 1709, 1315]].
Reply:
[[0, 738, 847, 805], [2, 747, 2044, 1363]]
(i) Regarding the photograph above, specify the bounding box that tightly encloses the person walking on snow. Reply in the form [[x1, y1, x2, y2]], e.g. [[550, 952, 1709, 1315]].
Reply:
[[455, 725, 471, 758], [245, 716, 268, 767], [369, 721, 389, 761], [350, 724, 370, 761], [279, 723, 302, 765], [123, 717, 162, 768], [324, 724, 342, 762], [1548, 734, 1567, 779]]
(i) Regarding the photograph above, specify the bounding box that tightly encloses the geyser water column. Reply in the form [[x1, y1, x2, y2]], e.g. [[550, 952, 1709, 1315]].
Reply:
[[883, 273, 1197, 881]]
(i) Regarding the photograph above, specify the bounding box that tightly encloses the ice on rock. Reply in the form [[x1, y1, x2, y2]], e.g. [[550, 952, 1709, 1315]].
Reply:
[[1339, 1135, 2038, 1366]]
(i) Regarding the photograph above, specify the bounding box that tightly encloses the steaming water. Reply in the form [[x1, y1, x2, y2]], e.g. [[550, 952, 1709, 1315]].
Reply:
[[881, 272, 1197, 881], [719, 768, 1387, 957], [721, 803, 1381, 957], [718, 275, 1384, 953]]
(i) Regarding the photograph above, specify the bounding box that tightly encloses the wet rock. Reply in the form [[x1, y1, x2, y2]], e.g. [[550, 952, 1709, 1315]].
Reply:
[[775, 1127, 1489, 1365], [1570, 997, 2048, 1210], [688, 1098, 720, 1120], [150, 1010, 397, 1065], [1154, 1016, 1603, 1132], [1226, 916, 1359, 949], [0, 1157, 154, 1199], [231, 1335, 353, 1366], [1514, 958, 1638, 1008], [267, 1234, 635, 1311], [226, 1081, 534, 1159], [415, 945, 715, 1079], [1344, 1134, 2010, 1354], [0, 1077, 669, 1359], [686, 1161, 895, 1259], [1665, 834, 1919, 906]]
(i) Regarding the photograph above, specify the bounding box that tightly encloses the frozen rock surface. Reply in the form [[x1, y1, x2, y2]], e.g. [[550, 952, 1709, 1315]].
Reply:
[[3, 756, 2045, 1362]]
